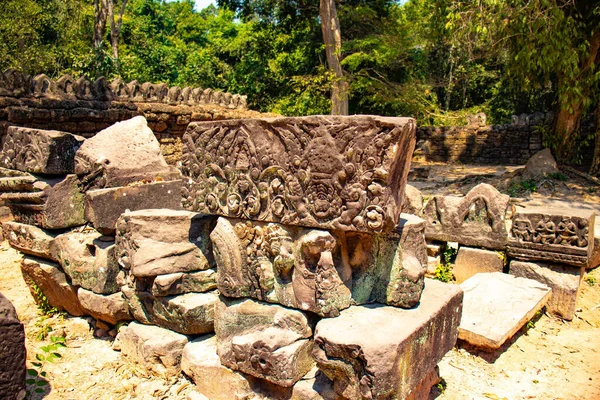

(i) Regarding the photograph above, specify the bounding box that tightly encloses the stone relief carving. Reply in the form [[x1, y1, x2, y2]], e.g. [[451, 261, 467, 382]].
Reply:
[[182, 116, 416, 233]]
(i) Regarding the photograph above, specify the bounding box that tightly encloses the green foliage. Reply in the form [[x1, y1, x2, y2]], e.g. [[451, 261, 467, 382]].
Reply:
[[507, 179, 538, 197], [433, 245, 457, 283], [26, 335, 66, 398], [585, 276, 596, 286], [30, 283, 59, 317], [546, 172, 568, 182]]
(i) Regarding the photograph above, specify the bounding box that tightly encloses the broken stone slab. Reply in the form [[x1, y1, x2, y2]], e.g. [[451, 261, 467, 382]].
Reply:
[[423, 183, 510, 250], [0, 126, 84, 175], [0, 168, 39, 192], [453, 247, 505, 284], [458, 272, 551, 349], [0, 293, 26, 400], [77, 288, 132, 325], [401, 184, 424, 215], [182, 115, 416, 234], [1, 174, 85, 229], [84, 179, 182, 235], [510, 260, 582, 320], [151, 270, 217, 296], [290, 370, 342, 400], [589, 217, 600, 269], [49, 229, 120, 294], [2, 221, 57, 260], [211, 214, 426, 318], [74, 116, 179, 190], [20, 256, 86, 316], [313, 279, 463, 400], [215, 296, 315, 387], [115, 209, 215, 277], [122, 287, 217, 335], [507, 207, 595, 267], [114, 321, 188, 377]]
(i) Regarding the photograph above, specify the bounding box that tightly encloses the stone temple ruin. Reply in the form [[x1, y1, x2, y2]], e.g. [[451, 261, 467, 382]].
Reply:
[[0, 99, 598, 399]]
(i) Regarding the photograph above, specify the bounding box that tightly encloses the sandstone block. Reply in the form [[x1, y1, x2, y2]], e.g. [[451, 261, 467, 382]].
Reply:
[[0, 126, 84, 174], [290, 370, 342, 400], [115, 321, 188, 376], [423, 183, 509, 250], [459, 272, 551, 349], [182, 115, 416, 233], [453, 247, 505, 283], [313, 279, 463, 400], [151, 270, 217, 296], [3, 221, 56, 260], [510, 260, 582, 320], [84, 180, 182, 234], [401, 184, 423, 215], [507, 207, 595, 267], [215, 296, 315, 387], [115, 209, 215, 277], [21, 256, 85, 316], [589, 218, 600, 269], [77, 288, 132, 325], [522, 148, 559, 179], [0, 293, 26, 400], [426, 241, 443, 257]]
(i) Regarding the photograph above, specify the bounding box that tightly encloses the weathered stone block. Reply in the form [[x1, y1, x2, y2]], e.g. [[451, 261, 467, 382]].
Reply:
[[589, 218, 600, 269], [215, 296, 315, 387], [507, 207, 595, 267], [459, 272, 551, 349], [115, 321, 188, 377], [401, 184, 423, 215], [211, 214, 426, 317], [423, 183, 509, 250], [84, 179, 182, 234], [77, 288, 132, 325], [74, 116, 179, 190], [50, 230, 120, 294], [3, 221, 57, 260], [20, 256, 85, 316], [0, 126, 84, 174], [1, 174, 85, 229], [151, 270, 217, 296], [0, 293, 26, 400], [182, 115, 416, 233], [510, 260, 582, 320], [312, 279, 463, 400], [453, 247, 505, 283], [115, 209, 215, 278], [290, 370, 342, 400]]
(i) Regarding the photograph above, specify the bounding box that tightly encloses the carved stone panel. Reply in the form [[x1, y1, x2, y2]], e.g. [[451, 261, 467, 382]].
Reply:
[[423, 183, 510, 250], [0, 126, 84, 175], [181, 116, 416, 233], [507, 207, 595, 267]]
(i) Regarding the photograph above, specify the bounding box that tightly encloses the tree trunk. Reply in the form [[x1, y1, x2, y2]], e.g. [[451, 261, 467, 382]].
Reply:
[[320, 0, 348, 115], [590, 103, 600, 176], [93, 0, 109, 76], [108, 0, 128, 70]]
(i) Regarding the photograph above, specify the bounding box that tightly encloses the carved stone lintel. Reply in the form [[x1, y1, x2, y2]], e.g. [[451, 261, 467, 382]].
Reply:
[[2, 221, 57, 260], [182, 116, 416, 233]]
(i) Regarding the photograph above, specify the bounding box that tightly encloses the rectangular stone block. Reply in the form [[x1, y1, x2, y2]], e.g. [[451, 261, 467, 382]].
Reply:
[[312, 279, 463, 400], [211, 214, 426, 317], [151, 270, 216, 296], [453, 246, 505, 284], [85, 179, 182, 234], [2, 221, 57, 260], [181, 115, 416, 233], [590, 218, 600, 269], [0, 126, 84, 174], [0, 293, 26, 400], [77, 288, 132, 325], [510, 260, 582, 320], [507, 207, 595, 267]]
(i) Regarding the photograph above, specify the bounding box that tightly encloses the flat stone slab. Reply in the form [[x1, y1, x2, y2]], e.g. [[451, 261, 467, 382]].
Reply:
[[313, 279, 462, 400], [181, 115, 416, 233], [0, 126, 84, 175], [2, 221, 57, 260], [459, 272, 551, 349], [84, 179, 182, 234], [453, 246, 505, 284], [0, 293, 26, 400], [77, 289, 132, 325]]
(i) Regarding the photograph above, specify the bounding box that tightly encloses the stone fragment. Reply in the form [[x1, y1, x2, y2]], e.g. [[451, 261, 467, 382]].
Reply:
[[77, 288, 132, 325], [426, 241, 443, 257], [453, 247, 505, 284], [1, 174, 85, 229], [522, 148, 559, 179], [510, 260, 582, 320], [20, 256, 85, 316], [115, 321, 188, 376], [402, 184, 424, 215], [426, 256, 440, 277], [182, 115, 416, 233], [313, 279, 463, 400], [423, 183, 509, 250], [74, 116, 179, 190], [507, 207, 595, 267], [122, 287, 217, 335], [215, 296, 315, 387], [458, 272, 551, 349], [115, 209, 215, 278], [211, 214, 426, 317], [151, 270, 217, 296], [84, 180, 182, 234], [290, 370, 342, 400], [0, 126, 84, 174], [2, 221, 57, 260], [406, 367, 440, 400], [0, 293, 26, 400], [589, 218, 600, 269], [50, 230, 120, 294]]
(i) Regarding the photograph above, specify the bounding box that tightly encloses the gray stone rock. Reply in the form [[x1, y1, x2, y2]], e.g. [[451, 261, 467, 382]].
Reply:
[[0, 293, 26, 400], [522, 148, 559, 179], [453, 247, 505, 284], [3, 221, 57, 260], [402, 184, 424, 215], [151, 270, 217, 296], [77, 288, 132, 325], [459, 272, 551, 349]]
